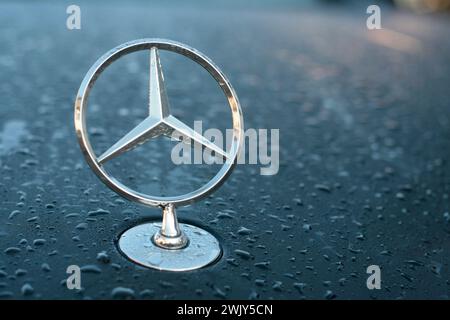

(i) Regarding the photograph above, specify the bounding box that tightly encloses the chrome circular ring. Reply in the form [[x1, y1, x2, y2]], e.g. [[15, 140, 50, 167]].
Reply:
[[74, 39, 243, 207]]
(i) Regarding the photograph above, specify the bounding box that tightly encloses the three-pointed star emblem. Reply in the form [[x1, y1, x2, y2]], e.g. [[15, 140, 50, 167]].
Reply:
[[97, 47, 230, 165]]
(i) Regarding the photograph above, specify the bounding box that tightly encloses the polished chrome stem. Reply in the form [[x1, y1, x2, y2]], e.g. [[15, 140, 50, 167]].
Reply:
[[152, 204, 188, 250]]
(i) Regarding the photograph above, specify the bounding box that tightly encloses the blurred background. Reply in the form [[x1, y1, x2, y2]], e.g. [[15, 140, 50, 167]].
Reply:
[[320, 0, 450, 13]]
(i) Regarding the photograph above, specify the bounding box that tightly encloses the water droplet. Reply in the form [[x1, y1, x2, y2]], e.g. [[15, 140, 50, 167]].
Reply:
[[96, 251, 110, 264], [111, 287, 135, 299], [21, 283, 34, 296]]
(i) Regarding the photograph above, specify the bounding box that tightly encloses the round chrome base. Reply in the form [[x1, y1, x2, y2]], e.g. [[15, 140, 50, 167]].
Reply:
[[118, 222, 222, 271]]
